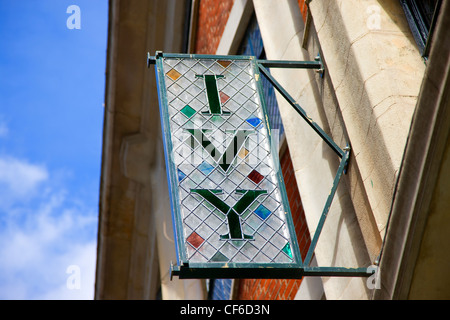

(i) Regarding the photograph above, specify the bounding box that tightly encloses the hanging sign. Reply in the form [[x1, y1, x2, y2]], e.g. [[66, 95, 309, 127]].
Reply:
[[152, 52, 302, 279]]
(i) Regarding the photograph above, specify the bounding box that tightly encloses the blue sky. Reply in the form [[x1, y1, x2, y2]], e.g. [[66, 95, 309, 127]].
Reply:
[[0, 1, 108, 299]]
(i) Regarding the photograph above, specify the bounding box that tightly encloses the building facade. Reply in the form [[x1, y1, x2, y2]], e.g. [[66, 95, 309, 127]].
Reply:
[[95, 0, 450, 300]]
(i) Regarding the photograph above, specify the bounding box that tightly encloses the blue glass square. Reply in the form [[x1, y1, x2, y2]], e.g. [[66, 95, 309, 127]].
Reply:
[[178, 168, 187, 182], [198, 161, 215, 175], [254, 204, 271, 220], [246, 116, 262, 127]]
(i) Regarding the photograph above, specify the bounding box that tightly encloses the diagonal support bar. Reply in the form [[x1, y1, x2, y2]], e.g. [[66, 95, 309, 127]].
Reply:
[[303, 148, 350, 266], [257, 63, 344, 158]]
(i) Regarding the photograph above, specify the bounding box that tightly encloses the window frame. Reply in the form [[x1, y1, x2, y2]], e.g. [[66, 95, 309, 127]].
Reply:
[[400, 0, 443, 58]]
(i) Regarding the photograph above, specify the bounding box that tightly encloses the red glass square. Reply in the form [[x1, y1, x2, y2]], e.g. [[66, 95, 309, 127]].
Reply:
[[248, 169, 264, 184], [186, 232, 205, 248], [219, 91, 230, 104]]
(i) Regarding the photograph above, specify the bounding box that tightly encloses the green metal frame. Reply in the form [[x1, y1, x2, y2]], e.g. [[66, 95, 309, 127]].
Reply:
[[148, 52, 373, 279]]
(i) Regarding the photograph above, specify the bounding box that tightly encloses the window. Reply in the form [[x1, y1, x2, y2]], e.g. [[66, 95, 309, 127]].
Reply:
[[239, 14, 285, 139], [400, 0, 442, 58]]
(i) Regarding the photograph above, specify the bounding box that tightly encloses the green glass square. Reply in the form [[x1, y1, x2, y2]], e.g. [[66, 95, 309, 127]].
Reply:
[[282, 242, 293, 259], [180, 104, 196, 118]]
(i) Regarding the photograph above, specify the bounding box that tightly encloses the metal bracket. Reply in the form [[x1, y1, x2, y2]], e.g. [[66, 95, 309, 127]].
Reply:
[[147, 51, 163, 68], [254, 58, 370, 277], [169, 261, 180, 280], [170, 261, 375, 279], [150, 52, 373, 280], [314, 53, 325, 77], [256, 58, 339, 157], [147, 53, 155, 67]]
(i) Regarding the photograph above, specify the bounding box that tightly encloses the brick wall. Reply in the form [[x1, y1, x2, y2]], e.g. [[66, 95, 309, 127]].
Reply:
[[235, 147, 311, 300], [297, 0, 308, 21], [194, 0, 235, 54], [194, 0, 306, 54]]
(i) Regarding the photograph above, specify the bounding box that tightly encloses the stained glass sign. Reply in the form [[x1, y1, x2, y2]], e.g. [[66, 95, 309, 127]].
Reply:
[[152, 52, 302, 279]]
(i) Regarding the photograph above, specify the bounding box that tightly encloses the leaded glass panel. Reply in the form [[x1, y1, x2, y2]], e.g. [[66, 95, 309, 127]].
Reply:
[[154, 53, 302, 278]]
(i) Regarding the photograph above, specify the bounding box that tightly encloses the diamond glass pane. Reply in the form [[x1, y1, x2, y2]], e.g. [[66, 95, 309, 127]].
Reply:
[[155, 54, 301, 274]]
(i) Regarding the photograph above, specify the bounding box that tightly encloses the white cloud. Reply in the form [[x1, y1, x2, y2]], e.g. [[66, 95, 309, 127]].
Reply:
[[39, 242, 97, 300], [0, 241, 97, 300], [0, 156, 98, 300], [0, 156, 48, 203]]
